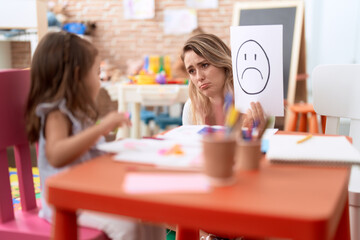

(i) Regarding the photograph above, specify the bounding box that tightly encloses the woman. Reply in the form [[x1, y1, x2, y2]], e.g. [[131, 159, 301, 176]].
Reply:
[[181, 33, 269, 240], [181, 33, 266, 131]]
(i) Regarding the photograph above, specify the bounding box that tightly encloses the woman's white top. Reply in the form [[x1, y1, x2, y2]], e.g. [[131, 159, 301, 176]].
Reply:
[[35, 99, 105, 222], [182, 99, 194, 125]]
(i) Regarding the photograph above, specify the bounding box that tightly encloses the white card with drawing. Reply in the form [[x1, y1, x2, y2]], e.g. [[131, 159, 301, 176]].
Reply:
[[230, 25, 284, 116]]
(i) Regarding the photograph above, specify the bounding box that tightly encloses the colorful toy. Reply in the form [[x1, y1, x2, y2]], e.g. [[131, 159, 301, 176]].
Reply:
[[129, 55, 187, 85], [155, 72, 166, 84]]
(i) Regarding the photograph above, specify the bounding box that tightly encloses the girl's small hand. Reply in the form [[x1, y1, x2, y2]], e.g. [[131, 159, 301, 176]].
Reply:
[[99, 111, 132, 135], [242, 102, 266, 131]]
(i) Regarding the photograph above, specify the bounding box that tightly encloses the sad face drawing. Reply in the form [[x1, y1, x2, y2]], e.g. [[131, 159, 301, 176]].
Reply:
[[235, 40, 270, 95]]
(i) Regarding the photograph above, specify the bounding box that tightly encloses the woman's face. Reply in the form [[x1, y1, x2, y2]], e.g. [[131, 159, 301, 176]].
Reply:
[[183, 50, 226, 99], [85, 55, 101, 102]]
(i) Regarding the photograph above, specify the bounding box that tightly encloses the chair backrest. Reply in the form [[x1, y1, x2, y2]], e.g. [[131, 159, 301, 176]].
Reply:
[[0, 69, 106, 240], [0, 69, 36, 223], [312, 64, 360, 151]]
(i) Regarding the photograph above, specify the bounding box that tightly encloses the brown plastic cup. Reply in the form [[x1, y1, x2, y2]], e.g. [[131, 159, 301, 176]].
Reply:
[[235, 139, 262, 171], [202, 133, 236, 186]]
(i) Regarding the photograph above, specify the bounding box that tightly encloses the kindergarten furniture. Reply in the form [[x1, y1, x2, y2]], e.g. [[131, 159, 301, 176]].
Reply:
[[47, 132, 350, 240], [116, 84, 188, 139], [0, 69, 106, 239], [285, 102, 326, 133], [312, 64, 360, 240]]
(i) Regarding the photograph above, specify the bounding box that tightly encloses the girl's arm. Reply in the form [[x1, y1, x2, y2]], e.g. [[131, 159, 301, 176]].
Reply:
[[45, 110, 131, 168]]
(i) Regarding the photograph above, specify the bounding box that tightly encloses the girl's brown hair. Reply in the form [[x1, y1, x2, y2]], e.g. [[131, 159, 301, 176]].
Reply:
[[26, 31, 99, 143], [181, 33, 233, 124]]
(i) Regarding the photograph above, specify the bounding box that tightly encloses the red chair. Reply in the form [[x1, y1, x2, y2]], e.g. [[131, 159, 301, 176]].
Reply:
[[0, 69, 107, 239]]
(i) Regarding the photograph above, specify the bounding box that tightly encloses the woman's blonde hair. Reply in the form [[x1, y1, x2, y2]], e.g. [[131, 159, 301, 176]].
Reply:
[[26, 31, 99, 143], [181, 33, 233, 124]]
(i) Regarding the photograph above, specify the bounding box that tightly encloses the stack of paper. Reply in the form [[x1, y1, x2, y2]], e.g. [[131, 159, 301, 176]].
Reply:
[[266, 135, 360, 165]]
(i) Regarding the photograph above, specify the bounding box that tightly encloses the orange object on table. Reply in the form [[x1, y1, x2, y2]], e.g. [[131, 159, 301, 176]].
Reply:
[[286, 103, 326, 133], [47, 131, 350, 240]]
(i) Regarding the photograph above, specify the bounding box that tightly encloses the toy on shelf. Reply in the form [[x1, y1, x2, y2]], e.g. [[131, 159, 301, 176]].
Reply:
[[155, 72, 166, 84], [128, 55, 188, 85], [47, 1, 68, 28], [133, 70, 156, 85]]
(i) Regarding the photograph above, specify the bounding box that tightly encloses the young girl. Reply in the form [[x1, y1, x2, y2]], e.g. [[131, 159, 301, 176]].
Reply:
[[26, 31, 165, 240]]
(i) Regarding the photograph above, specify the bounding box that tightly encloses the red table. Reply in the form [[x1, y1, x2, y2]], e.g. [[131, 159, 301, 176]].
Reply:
[[47, 136, 351, 240]]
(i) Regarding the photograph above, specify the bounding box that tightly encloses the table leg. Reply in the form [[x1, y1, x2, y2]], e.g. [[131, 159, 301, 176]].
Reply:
[[52, 208, 77, 240], [299, 113, 308, 132], [117, 88, 130, 139], [176, 225, 198, 240], [333, 200, 350, 240], [131, 103, 141, 139]]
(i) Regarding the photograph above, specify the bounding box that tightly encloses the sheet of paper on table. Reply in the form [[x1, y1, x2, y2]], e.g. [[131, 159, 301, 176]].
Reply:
[[158, 125, 225, 145], [123, 172, 210, 194], [160, 125, 277, 153], [97, 138, 203, 168]]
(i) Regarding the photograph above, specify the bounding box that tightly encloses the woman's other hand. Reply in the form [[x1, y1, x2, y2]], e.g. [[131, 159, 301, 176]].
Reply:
[[242, 102, 266, 133]]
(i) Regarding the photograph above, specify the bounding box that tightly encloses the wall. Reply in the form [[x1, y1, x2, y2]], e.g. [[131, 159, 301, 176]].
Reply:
[[0, 42, 12, 68], [304, 0, 360, 101], [10, 0, 273, 72], [11, 42, 32, 69], [61, 0, 241, 74], [305, 0, 360, 67]]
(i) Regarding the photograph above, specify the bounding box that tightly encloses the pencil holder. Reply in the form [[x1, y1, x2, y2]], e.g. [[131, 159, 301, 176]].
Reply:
[[202, 133, 236, 186], [235, 139, 262, 171]]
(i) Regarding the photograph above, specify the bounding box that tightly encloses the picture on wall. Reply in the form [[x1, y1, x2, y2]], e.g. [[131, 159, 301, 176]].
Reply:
[[164, 9, 198, 35], [186, 0, 218, 9], [124, 0, 155, 20]]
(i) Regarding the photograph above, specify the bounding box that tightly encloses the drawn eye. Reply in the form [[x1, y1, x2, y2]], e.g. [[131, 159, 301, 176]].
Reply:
[[254, 54, 257, 61], [244, 54, 247, 60]]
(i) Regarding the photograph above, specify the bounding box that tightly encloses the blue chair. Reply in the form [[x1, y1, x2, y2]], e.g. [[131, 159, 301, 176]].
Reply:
[[154, 107, 183, 130], [140, 107, 157, 136], [141, 106, 183, 135], [140, 107, 156, 125]]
